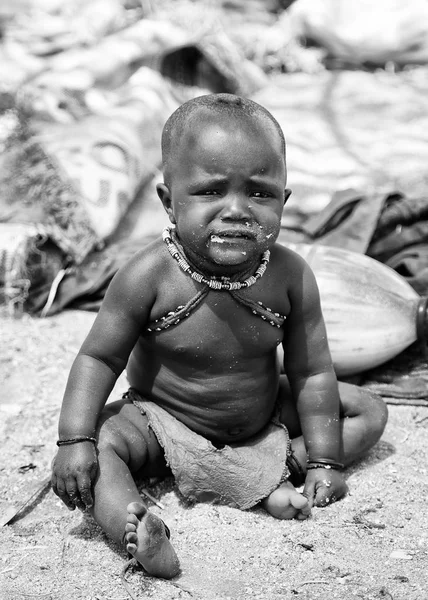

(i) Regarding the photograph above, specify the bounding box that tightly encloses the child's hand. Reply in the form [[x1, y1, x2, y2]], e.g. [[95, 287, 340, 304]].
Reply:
[[302, 468, 348, 510], [51, 442, 98, 511]]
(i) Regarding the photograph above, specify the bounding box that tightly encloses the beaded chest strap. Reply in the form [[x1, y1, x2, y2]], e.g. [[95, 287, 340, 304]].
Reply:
[[145, 228, 287, 333]]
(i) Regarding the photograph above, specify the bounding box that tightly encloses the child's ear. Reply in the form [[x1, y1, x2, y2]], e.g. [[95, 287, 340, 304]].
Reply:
[[283, 188, 292, 206], [156, 183, 176, 224]]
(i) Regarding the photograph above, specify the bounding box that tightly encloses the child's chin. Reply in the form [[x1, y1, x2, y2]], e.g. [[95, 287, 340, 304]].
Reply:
[[210, 247, 255, 268]]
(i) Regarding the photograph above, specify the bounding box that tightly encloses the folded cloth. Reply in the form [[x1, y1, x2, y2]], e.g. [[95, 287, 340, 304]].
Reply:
[[360, 341, 428, 406], [384, 243, 428, 297], [279, 189, 428, 297], [128, 390, 291, 510], [278, 188, 389, 252], [301, 188, 388, 254], [362, 379, 428, 404], [368, 220, 428, 264]]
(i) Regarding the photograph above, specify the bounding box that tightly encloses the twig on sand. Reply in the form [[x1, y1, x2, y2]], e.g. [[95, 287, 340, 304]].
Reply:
[[414, 414, 428, 424], [120, 559, 140, 600], [293, 579, 329, 589], [397, 427, 410, 443], [352, 508, 386, 530], [1, 476, 51, 526], [120, 558, 195, 599], [19, 593, 54, 598], [60, 537, 71, 567], [140, 488, 165, 509], [0, 556, 26, 574]]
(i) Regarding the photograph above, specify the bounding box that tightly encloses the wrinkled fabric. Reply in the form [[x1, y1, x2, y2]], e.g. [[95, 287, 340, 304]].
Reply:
[[384, 244, 428, 297], [277, 188, 388, 252], [25, 237, 146, 315], [301, 188, 388, 254], [129, 391, 291, 510], [279, 189, 428, 296], [368, 220, 428, 263]]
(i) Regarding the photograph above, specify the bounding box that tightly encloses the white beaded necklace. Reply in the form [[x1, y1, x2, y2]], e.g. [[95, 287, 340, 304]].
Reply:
[[162, 227, 270, 291]]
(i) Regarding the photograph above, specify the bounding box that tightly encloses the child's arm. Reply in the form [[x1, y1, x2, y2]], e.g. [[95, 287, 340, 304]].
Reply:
[[282, 253, 348, 510], [52, 259, 153, 511]]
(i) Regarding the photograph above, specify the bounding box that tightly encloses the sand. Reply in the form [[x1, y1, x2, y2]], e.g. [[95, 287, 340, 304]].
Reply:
[[1, 307, 428, 600]]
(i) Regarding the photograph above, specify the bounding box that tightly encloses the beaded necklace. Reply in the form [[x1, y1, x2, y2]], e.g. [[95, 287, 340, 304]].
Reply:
[[162, 227, 270, 290], [144, 228, 286, 333]]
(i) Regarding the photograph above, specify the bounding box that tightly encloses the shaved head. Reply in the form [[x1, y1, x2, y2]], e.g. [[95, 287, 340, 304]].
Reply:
[[161, 93, 286, 185]]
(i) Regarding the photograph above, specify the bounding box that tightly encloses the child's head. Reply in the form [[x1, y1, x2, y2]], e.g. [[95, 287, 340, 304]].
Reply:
[[157, 94, 291, 273], [161, 94, 286, 186]]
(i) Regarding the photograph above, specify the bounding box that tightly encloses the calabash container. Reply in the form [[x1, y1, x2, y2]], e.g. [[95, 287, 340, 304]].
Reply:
[[285, 243, 427, 376]]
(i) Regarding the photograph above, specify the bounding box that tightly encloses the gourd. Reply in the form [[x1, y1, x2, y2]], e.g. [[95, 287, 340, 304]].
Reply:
[[285, 243, 427, 376]]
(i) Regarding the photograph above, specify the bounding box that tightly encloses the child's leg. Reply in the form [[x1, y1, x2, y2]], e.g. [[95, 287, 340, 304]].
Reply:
[[262, 376, 388, 519], [90, 397, 180, 578]]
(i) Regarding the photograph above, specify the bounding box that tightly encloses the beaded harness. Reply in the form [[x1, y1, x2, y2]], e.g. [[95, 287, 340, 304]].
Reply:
[[145, 227, 287, 333]]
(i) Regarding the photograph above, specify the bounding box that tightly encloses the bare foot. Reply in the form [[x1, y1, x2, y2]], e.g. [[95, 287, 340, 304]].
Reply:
[[125, 502, 180, 579], [262, 481, 311, 520]]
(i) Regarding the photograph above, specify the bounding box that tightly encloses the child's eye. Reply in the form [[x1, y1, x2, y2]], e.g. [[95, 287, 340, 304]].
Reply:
[[201, 190, 219, 196], [251, 191, 271, 199]]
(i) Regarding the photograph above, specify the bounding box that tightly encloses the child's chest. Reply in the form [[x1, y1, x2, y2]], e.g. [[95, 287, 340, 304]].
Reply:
[[145, 284, 288, 360]]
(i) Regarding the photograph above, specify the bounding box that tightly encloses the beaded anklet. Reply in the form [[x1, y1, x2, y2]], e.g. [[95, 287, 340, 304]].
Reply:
[[306, 458, 344, 471], [56, 436, 97, 447]]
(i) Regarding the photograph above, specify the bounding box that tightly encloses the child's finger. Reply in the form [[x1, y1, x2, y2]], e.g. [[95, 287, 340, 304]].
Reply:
[[53, 478, 76, 511], [65, 479, 86, 511], [314, 474, 349, 507], [77, 475, 94, 508], [302, 483, 315, 510], [296, 495, 312, 519], [314, 488, 332, 507]]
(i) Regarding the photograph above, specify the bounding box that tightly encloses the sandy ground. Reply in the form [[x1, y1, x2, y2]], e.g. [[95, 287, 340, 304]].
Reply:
[[1, 307, 428, 600]]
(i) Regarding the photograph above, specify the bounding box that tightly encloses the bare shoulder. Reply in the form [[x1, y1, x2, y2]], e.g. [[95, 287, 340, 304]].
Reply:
[[103, 237, 169, 310], [270, 242, 314, 280], [270, 242, 320, 311]]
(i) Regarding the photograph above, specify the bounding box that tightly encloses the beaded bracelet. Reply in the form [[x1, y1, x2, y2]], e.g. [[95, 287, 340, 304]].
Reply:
[[56, 436, 97, 447], [307, 458, 344, 471]]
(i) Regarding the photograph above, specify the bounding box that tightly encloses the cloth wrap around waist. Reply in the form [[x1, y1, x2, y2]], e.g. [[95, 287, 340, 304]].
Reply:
[[127, 389, 291, 510]]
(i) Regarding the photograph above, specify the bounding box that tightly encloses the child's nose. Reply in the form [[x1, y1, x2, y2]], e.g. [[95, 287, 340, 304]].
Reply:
[[220, 193, 251, 220]]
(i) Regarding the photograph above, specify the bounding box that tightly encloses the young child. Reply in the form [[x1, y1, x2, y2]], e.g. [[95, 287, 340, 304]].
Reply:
[[51, 93, 388, 579]]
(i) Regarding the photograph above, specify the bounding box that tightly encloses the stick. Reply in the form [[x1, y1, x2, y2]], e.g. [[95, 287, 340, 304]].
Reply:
[[0, 556, 26, 575], [1, 476, 51, 526], [120, 558, 195, 598], [140, 488, 165, 509], [120, 559, 140, 600], [295, 580, 329, 589]]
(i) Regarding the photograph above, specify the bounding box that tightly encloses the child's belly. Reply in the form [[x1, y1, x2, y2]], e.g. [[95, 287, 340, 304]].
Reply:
[[127, 298, 284, 443], [127, 348, 280, 444]]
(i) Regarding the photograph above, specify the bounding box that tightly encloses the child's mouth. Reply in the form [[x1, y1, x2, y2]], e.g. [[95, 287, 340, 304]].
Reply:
[[210, 231, 254, 244]]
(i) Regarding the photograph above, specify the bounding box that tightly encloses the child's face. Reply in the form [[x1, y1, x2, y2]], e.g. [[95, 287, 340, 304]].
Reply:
[[158, 112, 289, 273]]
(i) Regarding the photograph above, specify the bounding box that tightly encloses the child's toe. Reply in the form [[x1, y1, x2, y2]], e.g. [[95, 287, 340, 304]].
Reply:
[[290, 492, 309, 511], [126, 541, 138, 555], [125, 522, 137, 533], [126, 531, 138, 545], [126, 513, 139, 526], [127, 501, 147, 518]]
